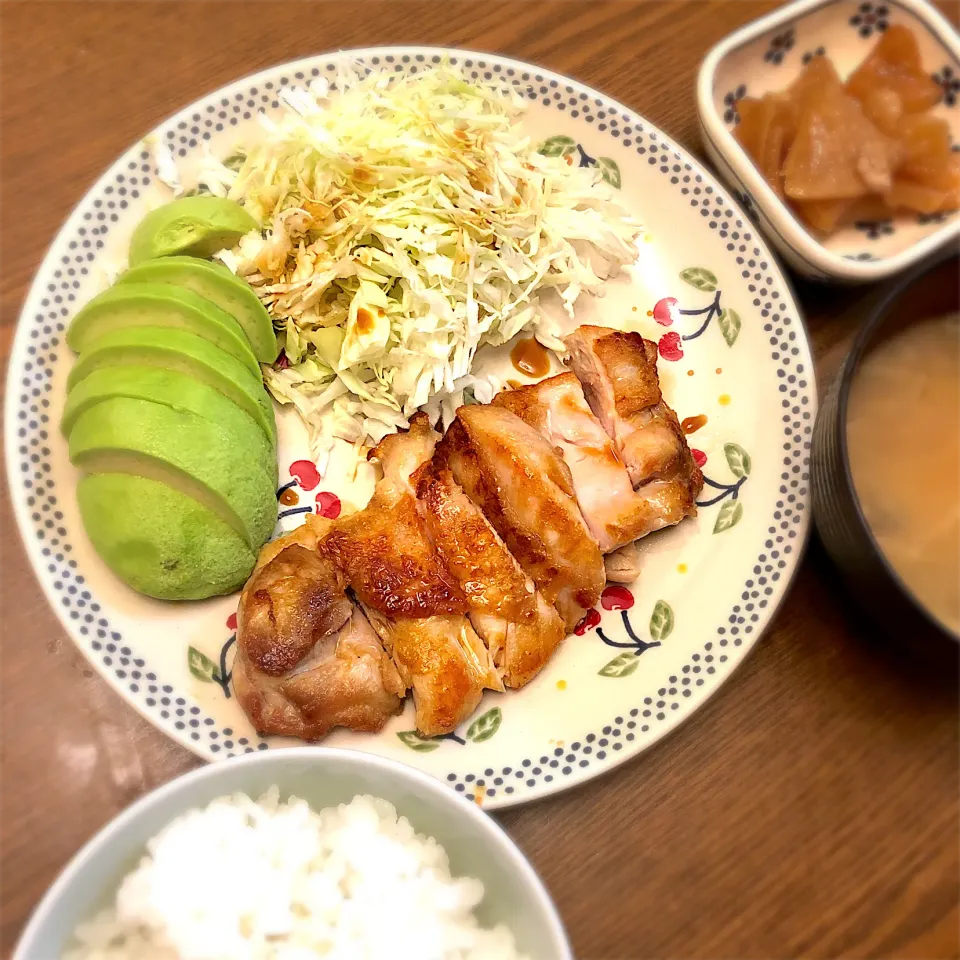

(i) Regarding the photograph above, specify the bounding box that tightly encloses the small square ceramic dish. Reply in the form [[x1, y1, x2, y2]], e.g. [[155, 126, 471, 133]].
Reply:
[[698, 0, 960, 283]]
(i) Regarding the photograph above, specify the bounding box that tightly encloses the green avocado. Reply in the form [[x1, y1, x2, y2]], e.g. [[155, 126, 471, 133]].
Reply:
[[66, 283, 260, 379], [128, 196, 258, 265], [78, 473, 256, 600], [61, 367, 277, 485], [116, 257, 278, 363], [69, 397, 277, 551], [65, 326, 276, 445]]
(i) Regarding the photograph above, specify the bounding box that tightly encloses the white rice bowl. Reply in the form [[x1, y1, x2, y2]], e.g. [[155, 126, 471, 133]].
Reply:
[[65, 790, 527, 960]]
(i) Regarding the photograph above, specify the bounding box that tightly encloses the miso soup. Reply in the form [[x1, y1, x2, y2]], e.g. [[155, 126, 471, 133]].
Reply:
[[846, 314, 960, 635]]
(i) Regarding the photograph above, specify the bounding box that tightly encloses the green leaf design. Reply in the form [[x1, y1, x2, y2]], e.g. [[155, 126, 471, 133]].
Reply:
[[679, 267, 718, 292], [598, 652, 640, 678], [718, 307, 741, 346], [713, 500, 743, 534], [538, 135, 577, 157], [724, 443, 751, 478], [462, 386, 478, 405], [466, 707, 502, 744], [397, 731, 441, 753], [649, 600, 674, 642], [597, 157, 622, 189], [223, 151, 247, 172], [188, 646, 219, 683]]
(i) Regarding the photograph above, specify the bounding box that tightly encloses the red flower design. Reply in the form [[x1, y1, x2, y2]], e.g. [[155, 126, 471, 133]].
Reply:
[[601, 585, 635, 610], [652, 297, 678, 326], [289, 460, 321, 491], [226, 612, 238, 631], [692, 448, 707, 468], [658, 331, 683, 361], [574, 608, 601, 635], [315, 491, 342, 519]]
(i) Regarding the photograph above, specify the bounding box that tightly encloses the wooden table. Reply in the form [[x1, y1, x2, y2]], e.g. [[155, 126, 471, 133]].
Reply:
[[2, 2, 958, 957]]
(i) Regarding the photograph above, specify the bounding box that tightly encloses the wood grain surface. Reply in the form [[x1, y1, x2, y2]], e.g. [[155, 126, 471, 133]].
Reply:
[[2, 3, 958, 958]]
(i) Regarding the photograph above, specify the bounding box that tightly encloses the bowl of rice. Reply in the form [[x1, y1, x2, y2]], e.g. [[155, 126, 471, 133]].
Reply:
[[13, 748, 570, 960]]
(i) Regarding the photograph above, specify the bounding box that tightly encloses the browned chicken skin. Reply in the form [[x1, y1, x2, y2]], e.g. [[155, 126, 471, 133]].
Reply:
[[326, 414, 502, 737], [234, 325, 702, 742], [564, 325, 703, 524], [233, 520, 405, 741], [565, 326, 689, 485], [414, 456, 567, 687], [494, 372, 688, 552], [435, 403, 605, 630]]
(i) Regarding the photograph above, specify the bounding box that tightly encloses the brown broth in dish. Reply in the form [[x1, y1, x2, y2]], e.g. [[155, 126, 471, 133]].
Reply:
[[846, 314, 960, 635]]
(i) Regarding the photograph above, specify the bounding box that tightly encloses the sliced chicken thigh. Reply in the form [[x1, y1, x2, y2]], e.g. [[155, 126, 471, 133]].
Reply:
[[435, 403, 605, 630]]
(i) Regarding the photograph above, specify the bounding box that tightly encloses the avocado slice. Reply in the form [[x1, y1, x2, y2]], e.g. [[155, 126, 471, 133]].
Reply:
[[62, 367, 277, 485], [116, 257, 278, 363], [69, 397, 277, 551], [78, 473, 256, 600], [67, 283, 260, 378], [65, 326, 276, 445], [128, 196, 258, 265]]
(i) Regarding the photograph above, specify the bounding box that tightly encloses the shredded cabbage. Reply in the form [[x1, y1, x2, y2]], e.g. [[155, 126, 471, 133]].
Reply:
[[216, 63, 640, 457]]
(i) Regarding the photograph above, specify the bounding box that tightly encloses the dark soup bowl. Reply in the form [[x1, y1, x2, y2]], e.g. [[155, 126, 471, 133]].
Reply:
[[812, 254, 959, 665]]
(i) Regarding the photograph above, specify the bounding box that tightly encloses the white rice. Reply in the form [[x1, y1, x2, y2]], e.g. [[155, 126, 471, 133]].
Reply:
[[65, 790, 528, 960]]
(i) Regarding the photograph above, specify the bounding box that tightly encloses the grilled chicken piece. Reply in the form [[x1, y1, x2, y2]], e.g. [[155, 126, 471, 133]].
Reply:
[[234, 323, 705, 745], [603, 542, 642, 583], [435, 403, 605, 630], [414, 457, 566, 688], [324, 414, 502, 737], [564, 325, 703, 528], [565, 325, 690, 487], [233, 519, 405, 741], [494, 372, 682, 552]]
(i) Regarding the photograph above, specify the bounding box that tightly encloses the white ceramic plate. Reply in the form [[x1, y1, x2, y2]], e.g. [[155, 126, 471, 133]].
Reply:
[[6, 47, 816, 809]]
